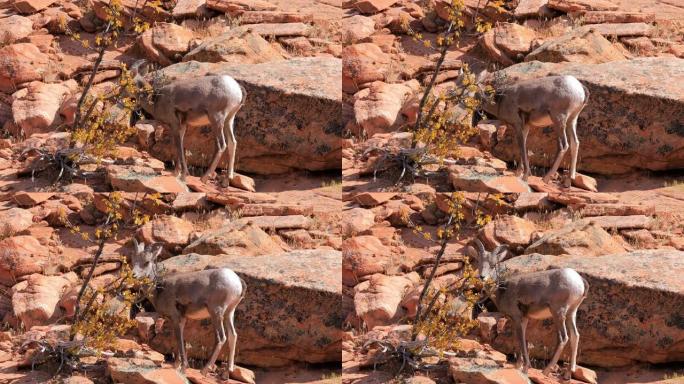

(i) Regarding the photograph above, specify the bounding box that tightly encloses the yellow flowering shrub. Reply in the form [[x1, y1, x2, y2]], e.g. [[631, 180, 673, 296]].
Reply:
[[398, 0, 501, 169]]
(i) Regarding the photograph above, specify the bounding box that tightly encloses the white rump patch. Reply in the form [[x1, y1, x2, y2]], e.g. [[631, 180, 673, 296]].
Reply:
[[222, 75, 244, 104], [563, 75, 586, 103]]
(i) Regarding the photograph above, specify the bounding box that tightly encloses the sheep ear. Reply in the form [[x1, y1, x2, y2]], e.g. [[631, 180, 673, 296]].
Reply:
[[493, 244, 509, 263], [133, 238, 144, 253], [131, 59, 148, 77], [148, 243, 164, 259]]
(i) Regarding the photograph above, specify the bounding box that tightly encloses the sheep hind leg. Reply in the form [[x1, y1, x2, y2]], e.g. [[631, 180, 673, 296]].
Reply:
[[564, 305, 580, 380], [201, 112, 227, 183], [225, 306, 238, 372], [543, 308, 569, 376], [222, 109, 238, 181], [564, 111, 580, 188], [542, 113, 569, 184]]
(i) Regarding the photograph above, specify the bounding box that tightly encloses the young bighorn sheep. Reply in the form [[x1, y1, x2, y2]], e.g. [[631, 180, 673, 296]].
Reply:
[[471, 239, 589, 378], [474, 71, 590, 186], [130, 60, 246, 183], [131, 239, 246, 375]]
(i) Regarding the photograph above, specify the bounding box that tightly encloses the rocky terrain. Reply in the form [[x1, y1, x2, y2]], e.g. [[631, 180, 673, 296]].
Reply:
[[342, 0, 684, 383], [0, 0, 344, 380]]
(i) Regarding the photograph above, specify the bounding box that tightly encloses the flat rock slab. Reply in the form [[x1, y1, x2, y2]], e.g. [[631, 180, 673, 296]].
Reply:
[[578, 11, 656, 23], [493, 250, 684, 367], [579, 22, 653, 36], [153, 250, 342, 367], [577, 203, 655, 216], [232, 22, 311, 37], [151, 57, 342, 175], [547, 0, 618, 12], [515, 0, 550, 17], [235, 214, 311, 229], [206, 0, 277, 14], [580, 214, 652, 229], [492, 58, 684, 175]]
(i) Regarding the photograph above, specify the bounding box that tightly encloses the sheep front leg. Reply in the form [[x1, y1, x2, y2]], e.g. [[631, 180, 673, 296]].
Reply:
[[173, 316, 188, 371]]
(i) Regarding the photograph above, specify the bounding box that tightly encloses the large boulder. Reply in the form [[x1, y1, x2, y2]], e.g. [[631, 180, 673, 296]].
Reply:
[[0, 208, 35, 237], [342, 235, 393, 286], [0, 236, 52, 285], [525, 29, 627, 64], [12, 81, 77, 137], [0, 15, 34, 44], [0, 43, 51, 93], [137, 215, 194, 251], [492, 58, 684, 175], [353, 80, 418, 136], [183, 222, 284, 256], [342, 43, 391, 93], [183, 31, 285, 64], [354, 273, 414, 329], [138, 23, 194, 66], [151, 250, 342, 367], [482, 22, 536, 65], [492, 250, 684, 367], [12, 273, 76, 329], [150, 57, 342, 175], [525, 221, 625, 256]]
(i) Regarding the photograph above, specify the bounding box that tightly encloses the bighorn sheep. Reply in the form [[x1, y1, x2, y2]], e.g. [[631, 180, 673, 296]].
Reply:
[[130, 60, 246, 183], [471, 239, 589, 378], [131, 239, 246, 375], [475, 71, 590, 186]]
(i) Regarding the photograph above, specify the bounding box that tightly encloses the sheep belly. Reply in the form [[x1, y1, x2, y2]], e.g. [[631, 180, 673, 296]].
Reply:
[[185, 111, 211, 127], [527, 111, 553, 128], [185, 306, 211, 320], [526, 306, 552, 320]]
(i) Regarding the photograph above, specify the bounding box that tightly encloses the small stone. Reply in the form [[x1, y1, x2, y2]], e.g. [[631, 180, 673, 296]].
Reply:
[[135, 312, 159, 343], [63, 376, 95, 384], [135, 121, 156, 149], [547, 0, 618, 12], [229, 173, 256, 192], [14, 0, 57, 13], [478, 122, 498, 150], [61, 183, 95, 201], [572, 365, 598, 384], [354, 0, 398, 14], [572, 173, 598, 192], [229, 366, 256, 384], [342, 207, 375, 236], [353, 192, 397, 207], [0, 208, 34, 237], [514, 192, 551, 211], [172, 192, 209, 211], [13, 192, 54, 207]]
